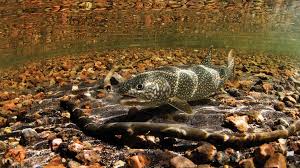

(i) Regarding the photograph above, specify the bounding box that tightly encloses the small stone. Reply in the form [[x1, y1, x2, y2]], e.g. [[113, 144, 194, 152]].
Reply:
[[254, 144, 275, 164], [126, 154, 150, 168], [51, 138, 63, 151], [76, 150, 101, 164], [283, 96, 297, 104], [68, 160, 81, 168], [291, 94, 299, 102], [3, 102, 16, 111], [0, 140, 7, 151], [274, 84, 284, 92], [226, 88, 242, 97], [262, 83, 273, 93], [4, 127, 12, 134], [113, 160, 126, 168], [274, 101, 285, 111], [250, 85, 264, 92], [225, 115, 249, 132], [4, 145, 26, 163], [239, 158, 255, 168], [68, 141, 84, 153], [20, 128, 39, 146], [264, 153, 286, 168], [186, 142, 217, 164], [44, 156, 66, 168], [284, 101, 294, 107], [290, 140, 300, 154], [0, 116, 7, 127], [170, 155, 196, 168]]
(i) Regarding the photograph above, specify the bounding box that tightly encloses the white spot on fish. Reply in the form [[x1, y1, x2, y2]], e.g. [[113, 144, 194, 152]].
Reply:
[[200, 65, 221, 88]]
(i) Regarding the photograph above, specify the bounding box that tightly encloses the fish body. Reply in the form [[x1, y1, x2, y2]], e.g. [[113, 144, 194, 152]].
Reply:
[[118, 49, 234, 113]]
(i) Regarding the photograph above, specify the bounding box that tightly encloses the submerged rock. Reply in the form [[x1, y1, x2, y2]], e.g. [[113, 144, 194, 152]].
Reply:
[[170, 155, 196, 168], [126, 154, 150, 168], [20, 128, 39, 146], [186, 142, 217, 164], [225, 115, 249, 132], [239, 158, 255, 168], [264, 153, 286, 168]]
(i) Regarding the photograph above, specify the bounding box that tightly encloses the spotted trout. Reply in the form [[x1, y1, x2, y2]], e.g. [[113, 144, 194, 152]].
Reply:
[[117, 49, 234, 113]]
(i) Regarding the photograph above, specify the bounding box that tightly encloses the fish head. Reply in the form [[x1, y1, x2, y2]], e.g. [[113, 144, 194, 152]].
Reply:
[[117, 72, 171, 102]]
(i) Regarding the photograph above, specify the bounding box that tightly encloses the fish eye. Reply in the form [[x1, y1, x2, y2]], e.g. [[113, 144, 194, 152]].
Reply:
[[136, 84, 144, 90]]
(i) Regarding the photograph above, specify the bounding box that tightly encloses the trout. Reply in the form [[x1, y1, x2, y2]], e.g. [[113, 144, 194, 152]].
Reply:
[[118, 49, 234, 113]]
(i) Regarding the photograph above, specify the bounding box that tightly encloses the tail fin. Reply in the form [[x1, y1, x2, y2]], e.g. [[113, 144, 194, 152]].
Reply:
[[227, 49, 235, 80]]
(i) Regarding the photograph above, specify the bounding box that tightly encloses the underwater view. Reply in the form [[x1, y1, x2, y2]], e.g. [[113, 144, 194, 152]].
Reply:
[[1, 0, 300, 167]]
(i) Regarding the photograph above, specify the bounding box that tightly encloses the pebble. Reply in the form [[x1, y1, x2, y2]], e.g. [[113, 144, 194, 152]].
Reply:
[[274, 101, 285, 111], [186, 142, 217, 164], [126, 154, 150, 168], [226, 88, 242, 97], [20, 128, 39, 146], [289, 140, 300, 154], [113, 160, 126, 168], [76, 150, 101, 164], [284, 101, 294, 107], [239, 158, 255, 168], [51, 138, 63, 151], [0, 116, 7, 127], [264, 153, 287, 168], [4, 145, 26, 163], [225, 115, 249, 132], [170, 155, 196, 168], [283, 96, 297, 104], [68, 141, 84, 153], [0, 140, 7, 151], [44, 156, 65, 168], [68, 160, 81, 168], [254, 144, 275, 165]]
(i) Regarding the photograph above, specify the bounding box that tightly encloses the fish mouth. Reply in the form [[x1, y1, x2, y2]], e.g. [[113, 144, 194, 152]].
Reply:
[[119, 94, 150, 105]]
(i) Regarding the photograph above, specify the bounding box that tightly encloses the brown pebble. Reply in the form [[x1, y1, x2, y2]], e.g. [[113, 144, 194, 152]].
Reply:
[[170, 155, 196, 168], [264, 153, 286, 168], [68, 141, 84, 153], [255, 144, 275, 163], [4, 145, 26, 163], [186, 142, 217, 164], [127, 154, 150, 168], [239, 158, 255, 168], [0, 116, 7, 127], [44, 156, 66, 168], [262, 83, 273, 93], [274, 102, 285, 111], [76, 150, 101, 164], [225, 115, 249, 132]]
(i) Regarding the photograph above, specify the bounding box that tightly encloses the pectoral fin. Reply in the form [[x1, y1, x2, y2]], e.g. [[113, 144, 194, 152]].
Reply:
[[168, 97, 193, 114]]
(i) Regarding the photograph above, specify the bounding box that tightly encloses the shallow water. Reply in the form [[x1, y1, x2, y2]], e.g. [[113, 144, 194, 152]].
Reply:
[[1, 1, 300, 68]]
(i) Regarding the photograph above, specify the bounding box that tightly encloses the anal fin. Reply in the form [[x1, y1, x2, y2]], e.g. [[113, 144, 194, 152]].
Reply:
[[168, 97, 193, 114]]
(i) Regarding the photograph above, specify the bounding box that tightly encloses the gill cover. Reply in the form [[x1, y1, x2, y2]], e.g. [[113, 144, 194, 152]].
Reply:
[[117, 73, 171, 102]]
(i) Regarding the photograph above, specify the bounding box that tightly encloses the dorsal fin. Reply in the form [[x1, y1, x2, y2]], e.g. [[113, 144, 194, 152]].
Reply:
[[201, 46, 213, 66]]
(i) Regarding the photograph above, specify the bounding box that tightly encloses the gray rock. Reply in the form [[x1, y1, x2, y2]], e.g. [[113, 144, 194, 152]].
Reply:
[[20, 128, 39, 146]]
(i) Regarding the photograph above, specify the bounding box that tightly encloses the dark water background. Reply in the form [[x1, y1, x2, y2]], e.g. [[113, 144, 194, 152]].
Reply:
[[0, 0, 300, 68]]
